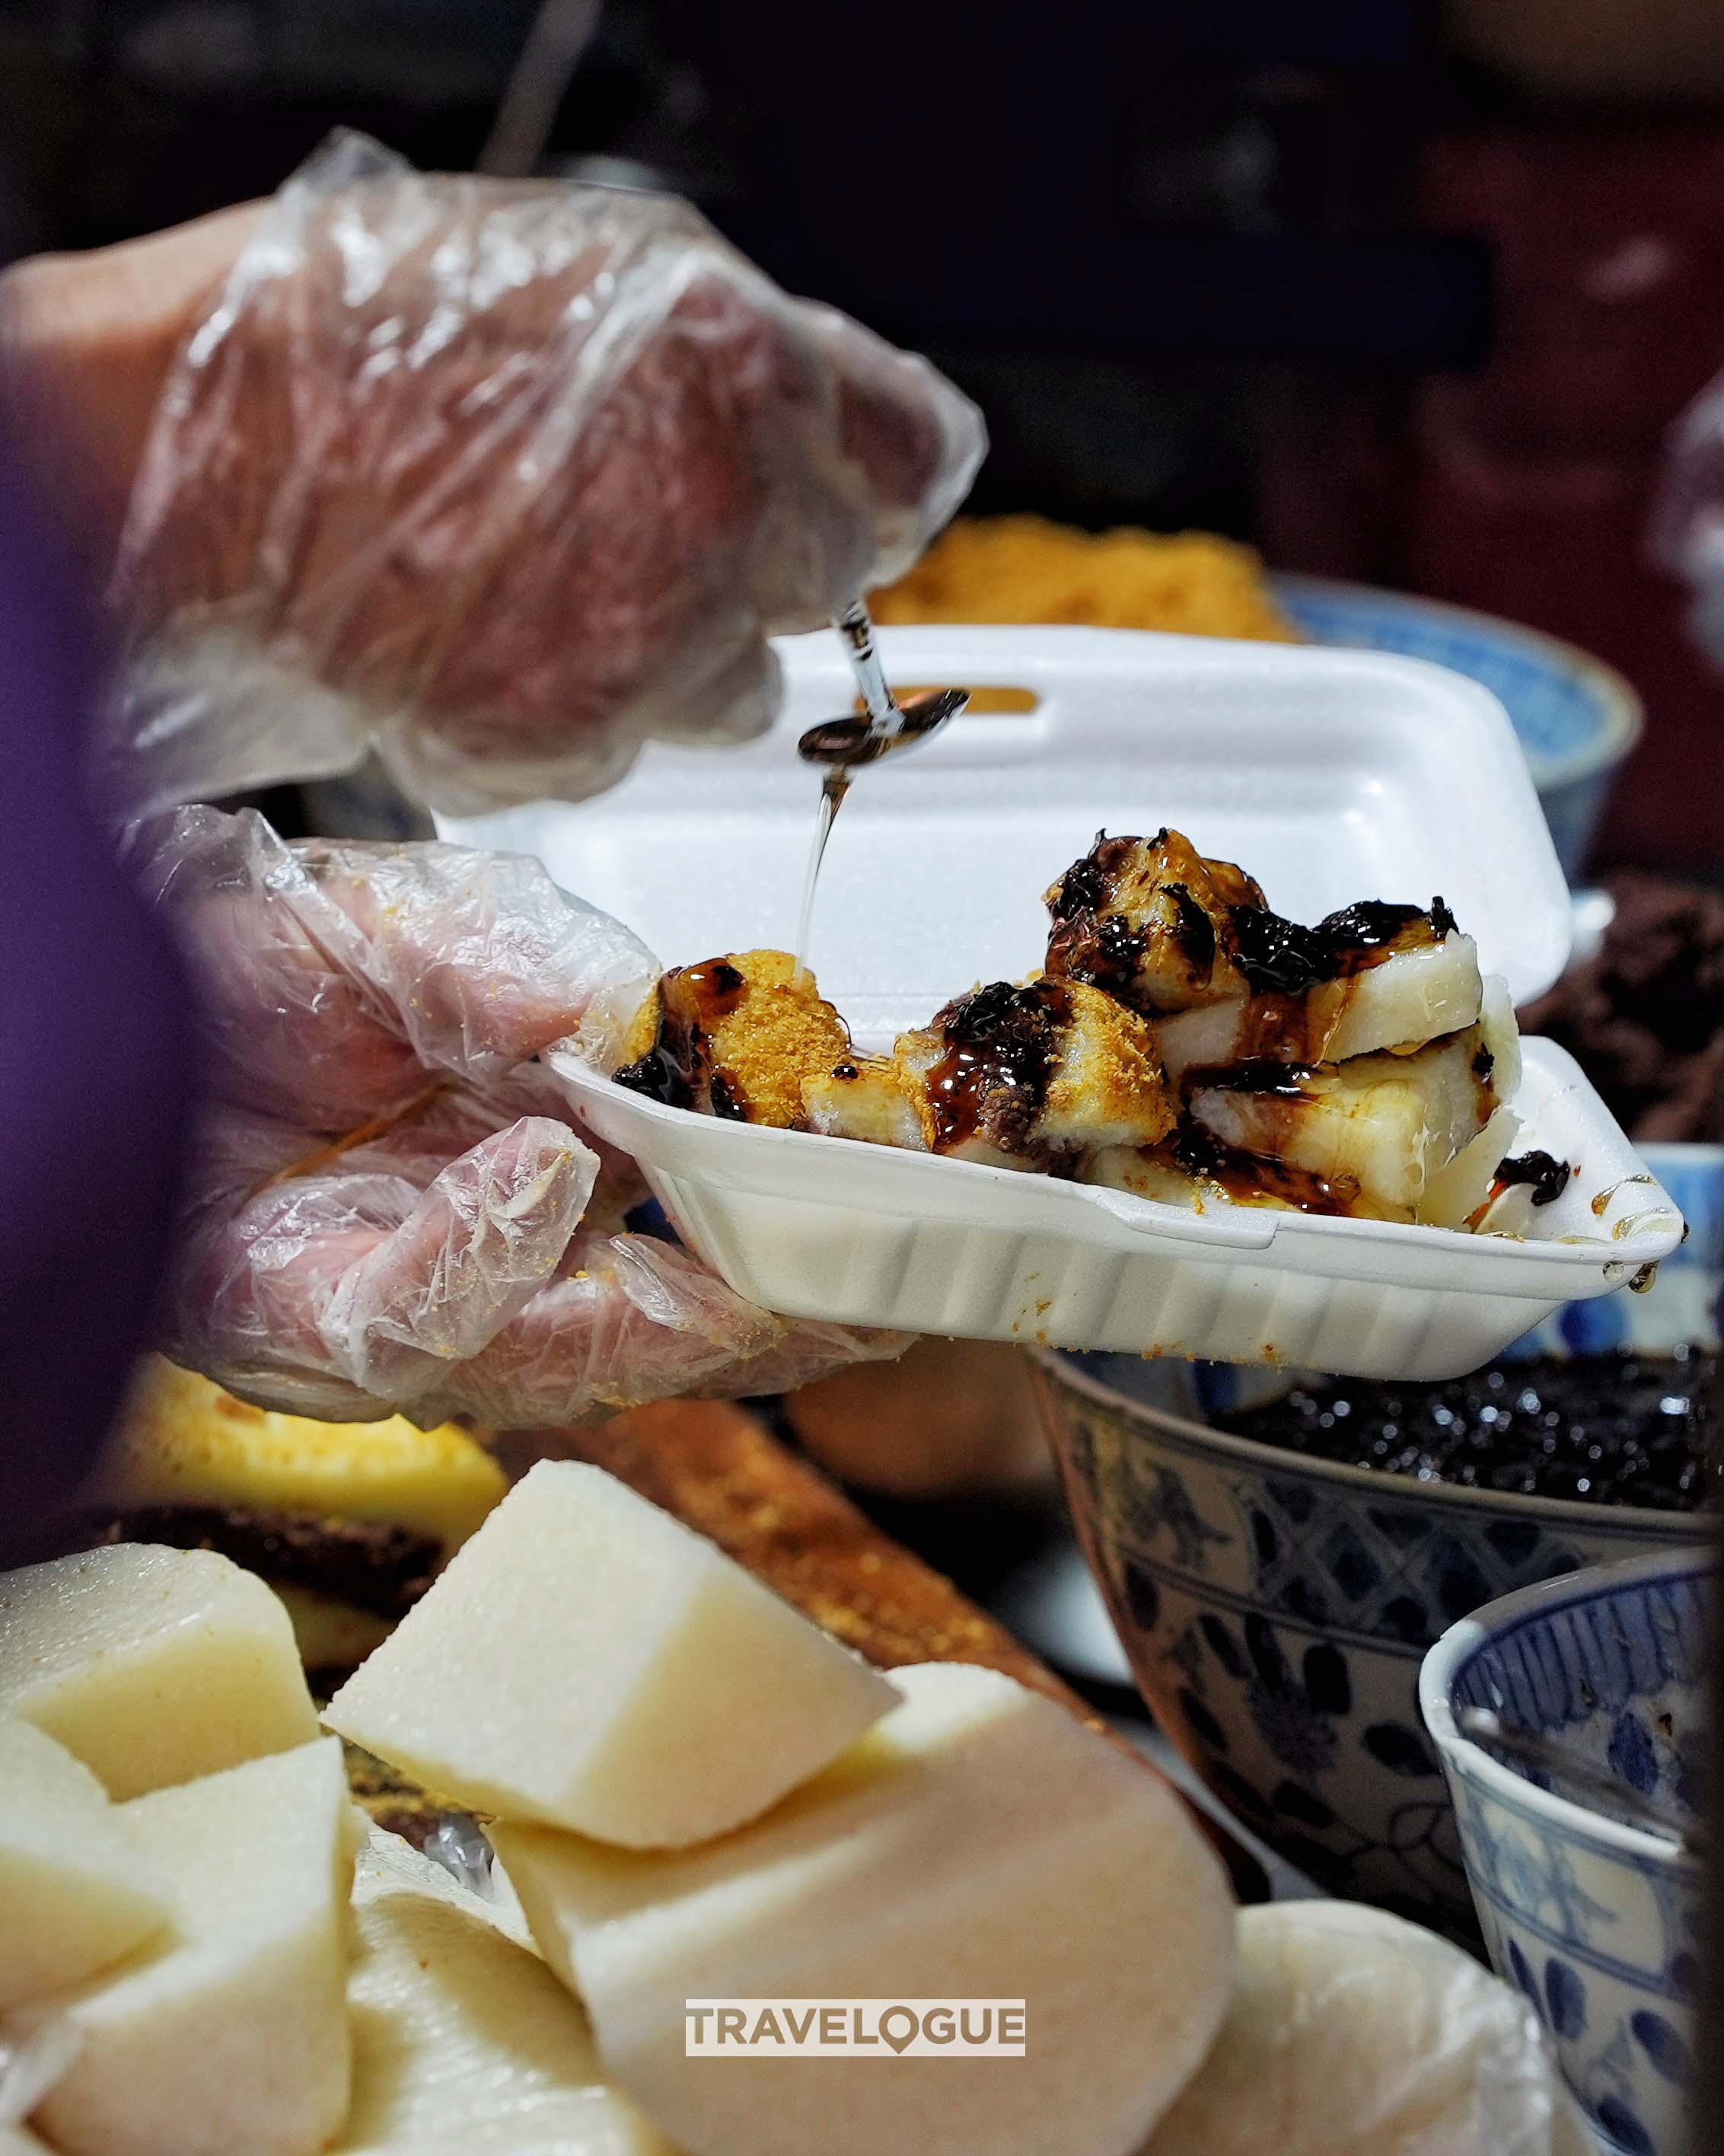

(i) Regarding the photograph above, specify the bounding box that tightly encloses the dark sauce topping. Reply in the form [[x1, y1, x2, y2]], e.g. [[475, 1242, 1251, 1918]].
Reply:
[[1228, 898, 1438, 995], [1050, 836, 1454, 1009], [613, 958, 750, 1112], [1049, 854, 1106, 922], [1046, 908, 1149, 997], [1313, 898, 1435, 969], [1496, 1150, 1573, 1207], [1185, 1059, 1318, 1096], [1472, 1045, 1495, 1081], [1099, 911, 1151, 974], [1171, 1124, 1362, 1216], [1165, 884, 1218, 974], [614, 1042, 696, 1108], [682, 958, 746, 1016], [1229, 989, 1321, 1068], [1047, 830, 1152, 923], [1049, 835, 1448, 1015], [1216, 1349, 1718, 1510], [926, 978, 1072, 1152], [707, 1073, 749, 1121], [1225, 905, 1327, 994], [1204, 856, 1268, 910]]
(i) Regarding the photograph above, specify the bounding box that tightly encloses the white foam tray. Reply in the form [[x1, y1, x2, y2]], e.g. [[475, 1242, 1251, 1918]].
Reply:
[[449, 626, 1685, 1379]]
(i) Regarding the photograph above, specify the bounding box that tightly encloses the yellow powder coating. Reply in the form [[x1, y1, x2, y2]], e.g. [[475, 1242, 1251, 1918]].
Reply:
[[620, 984, 661, 1064], [94, 1357, 507, 1554], [801, 1054, 938, 1150], [667, 949, 852, 1129], [1041, 981, 1178, 1147], [872, 515, 1299, 640]]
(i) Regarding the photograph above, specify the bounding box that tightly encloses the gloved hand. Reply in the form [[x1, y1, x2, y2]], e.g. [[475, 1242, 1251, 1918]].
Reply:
[[142, 805, 905, 1426], [74, 129, 982, 817]]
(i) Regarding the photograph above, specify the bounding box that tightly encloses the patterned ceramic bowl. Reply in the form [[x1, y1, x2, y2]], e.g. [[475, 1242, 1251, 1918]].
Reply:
[[1030, 1352, 1710, 1939], [1275, 576, 1642, 879], [1422, 1551, 1712, 2156], [1028, 1143, 1718, 1933]]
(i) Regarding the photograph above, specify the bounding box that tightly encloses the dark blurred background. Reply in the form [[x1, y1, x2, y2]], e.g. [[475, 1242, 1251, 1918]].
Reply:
[[5, 0, 1724, 870]]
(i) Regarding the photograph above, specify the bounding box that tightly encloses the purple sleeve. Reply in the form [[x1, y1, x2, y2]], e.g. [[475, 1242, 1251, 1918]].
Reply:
[[0, 455, 194, 1548]]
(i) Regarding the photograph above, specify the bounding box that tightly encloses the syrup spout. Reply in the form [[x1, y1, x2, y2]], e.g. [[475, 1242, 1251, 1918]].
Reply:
[[792, 603, 970, 983]]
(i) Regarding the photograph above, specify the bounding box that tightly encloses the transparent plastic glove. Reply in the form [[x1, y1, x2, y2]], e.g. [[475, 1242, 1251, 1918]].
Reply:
[[143, 806, 905, 1424], [103, 129, 984, 818]]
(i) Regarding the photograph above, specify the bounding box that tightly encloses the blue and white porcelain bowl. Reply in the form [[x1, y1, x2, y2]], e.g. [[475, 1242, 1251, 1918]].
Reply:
[[1421, 1551, 1713, 2156], [1275, 576, 1643, 880], [1030, 1349, 1711, 1940]]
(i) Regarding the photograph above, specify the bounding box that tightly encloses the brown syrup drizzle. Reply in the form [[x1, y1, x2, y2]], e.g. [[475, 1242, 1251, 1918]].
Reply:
[[611, 1041, 694, 1108], [1046, 834, 1134, 920], [1168, 1127, 1362, 1217], [1044, 835, 1455, 1064], [923, 980, 1072, 1153], [1045, 908, 1150, 1000], [1182, 1060, 1318, 1096], [1494, 1149, 1575, 1207], [794, 679, 969, 983], [1592, 1171, 1655, 1220], [1217, 902, 1454, 1067], [1177, 1014, 1509, 1223], [684, 959, 747, 1015], [1166, 885, 1219, 974], [613, 958, 749, 1111], [1465, 1147, 1579, 1231], [622, 818, 1487, 1232], [1232, 992, 1324, 1067], [1043, 834, 1485, 1216]]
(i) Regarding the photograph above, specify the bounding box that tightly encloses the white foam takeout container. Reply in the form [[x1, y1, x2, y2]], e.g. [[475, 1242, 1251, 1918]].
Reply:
[[445, 626, 1684, 1379]]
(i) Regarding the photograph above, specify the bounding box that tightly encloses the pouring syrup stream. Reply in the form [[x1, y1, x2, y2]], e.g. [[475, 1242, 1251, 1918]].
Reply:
[[792, 770, 852, 987], [793, 601, 968, 982]]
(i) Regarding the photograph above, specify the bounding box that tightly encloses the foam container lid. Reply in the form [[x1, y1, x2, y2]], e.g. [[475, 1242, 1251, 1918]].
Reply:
[[444, 626, 1683, 1379]]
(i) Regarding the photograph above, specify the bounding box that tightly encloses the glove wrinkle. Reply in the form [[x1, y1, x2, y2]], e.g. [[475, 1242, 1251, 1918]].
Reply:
[[148, 805, 909, 1424], [104, 129, 984, 818]]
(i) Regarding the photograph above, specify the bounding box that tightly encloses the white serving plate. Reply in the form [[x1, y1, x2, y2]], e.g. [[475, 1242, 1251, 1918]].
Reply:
[[448, 626, 1684, 1379]]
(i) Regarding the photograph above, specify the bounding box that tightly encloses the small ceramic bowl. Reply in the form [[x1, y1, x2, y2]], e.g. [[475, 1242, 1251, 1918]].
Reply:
[[1422, 1550, 1713, 2156], [1275, 575, 1643, 879]]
